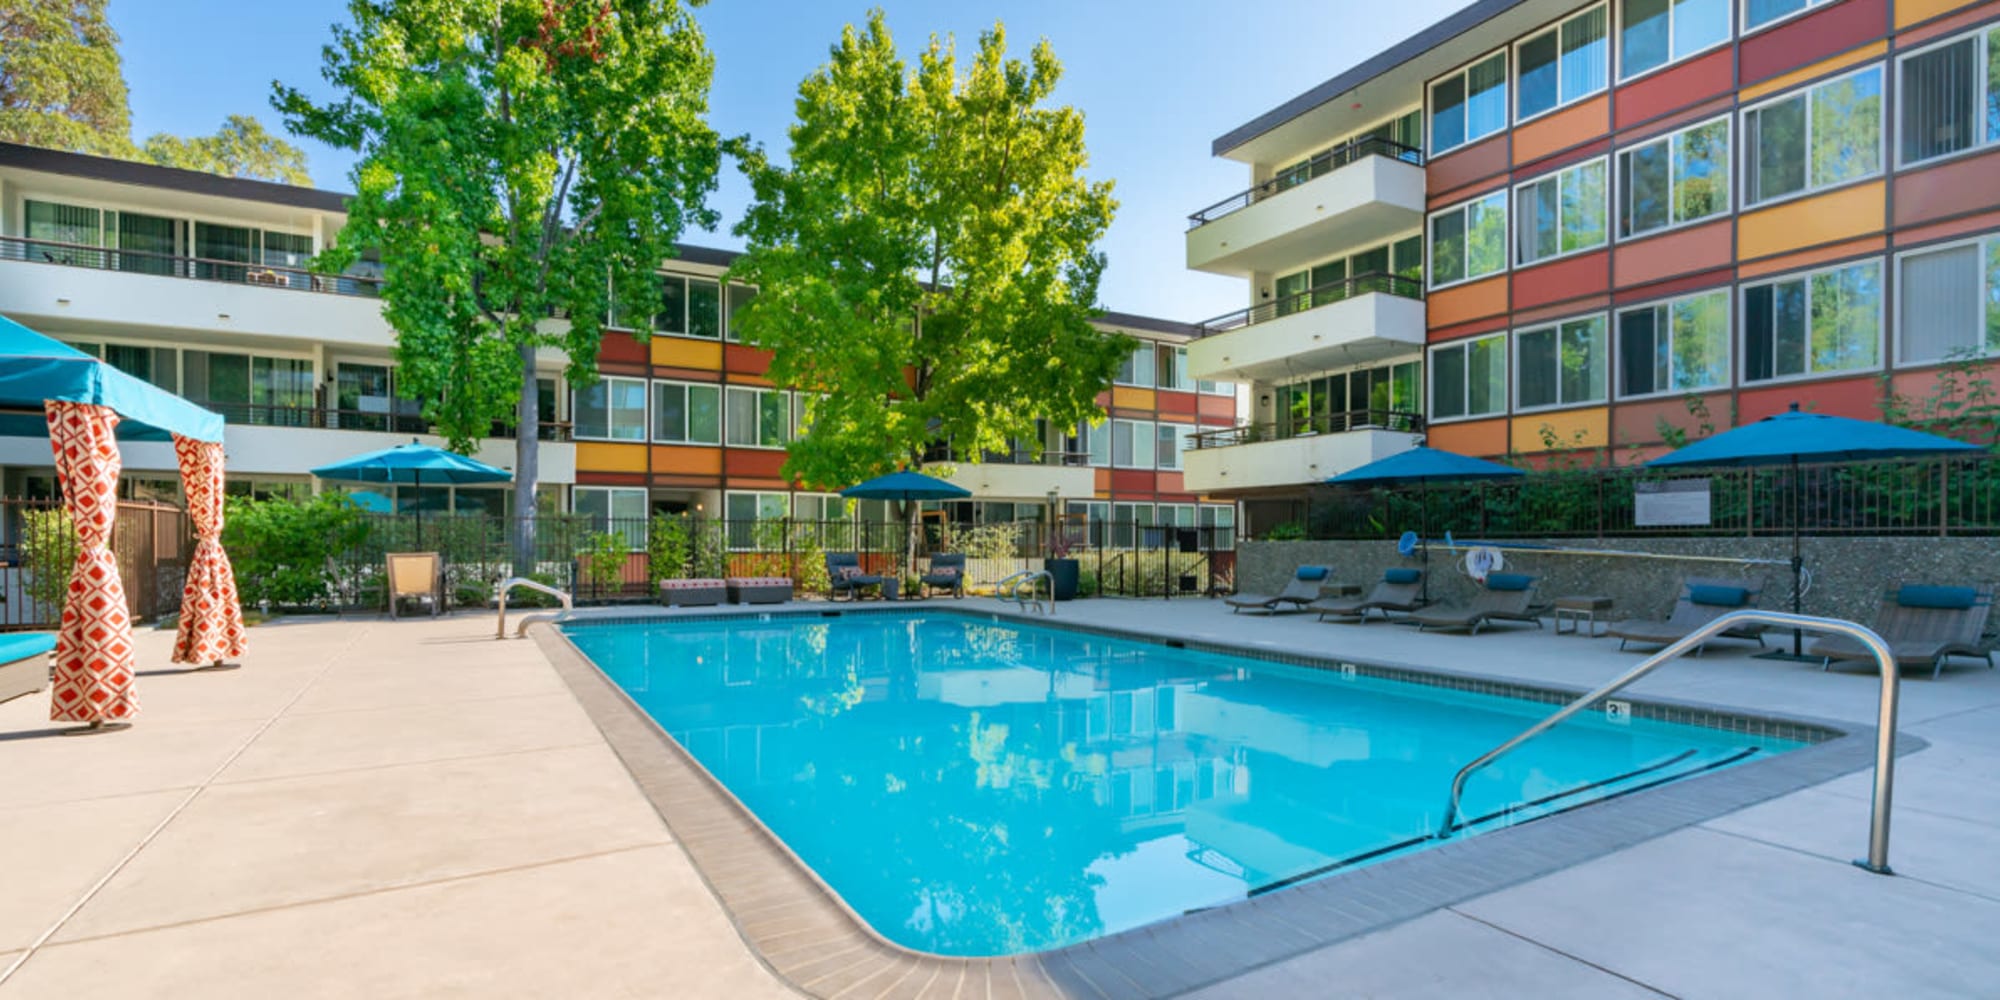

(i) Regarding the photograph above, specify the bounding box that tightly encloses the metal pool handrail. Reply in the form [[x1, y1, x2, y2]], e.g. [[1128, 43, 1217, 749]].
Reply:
[[994, 570, 1054, 615], [495, 576, 573, 639], [1435, 609, 1902, 875]]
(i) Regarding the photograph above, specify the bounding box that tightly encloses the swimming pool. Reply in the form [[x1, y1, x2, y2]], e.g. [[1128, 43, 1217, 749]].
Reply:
[[563, 611, 1802, 957]]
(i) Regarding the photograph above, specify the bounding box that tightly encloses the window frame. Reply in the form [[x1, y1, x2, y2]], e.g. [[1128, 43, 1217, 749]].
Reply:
[[1114, 344, 1156, 388], [1892, 235, 2000, 366], [1155, 422, 1194, 471], [1614, 112, 1734, 241], [571, 374, 649, 442], [1616, 0, 1736, 85], [723, 385, 792, 450], [1428, 48, 1511, 156], [1739, 62, 1886, 211], [573, 486, 649, 551], [1512, 313, 1611, 413], [1741, 0, 1838, 37], [1513, 155, 1610, 267], [1427, 332, 1510, 423], [1612, 287, 1735, 401], [1110, 418, 1157, 470], [650, 378, 722, 445], [1513, 3, 1612, 125], [1739, 257, 1886, 387], [1893, 25, 2000, 171], [1427, 191, 1511, 291]]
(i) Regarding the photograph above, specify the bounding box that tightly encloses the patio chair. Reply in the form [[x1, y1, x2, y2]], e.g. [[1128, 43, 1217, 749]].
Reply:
[[386, 551, 442, 618], [1810, 583, 1997, 679], [826, 553, 884, 602], [1607, 578, 1767, 655], [921, 554, 967, 598], [1311, 568, 1425, 623], [1411, 573, 1547, 634], [1225, 565, 1332, 614], [0, 631, 55, 705]]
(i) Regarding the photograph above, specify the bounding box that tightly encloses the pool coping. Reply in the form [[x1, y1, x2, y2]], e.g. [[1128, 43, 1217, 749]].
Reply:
[[532, 603, 1918, 1000]]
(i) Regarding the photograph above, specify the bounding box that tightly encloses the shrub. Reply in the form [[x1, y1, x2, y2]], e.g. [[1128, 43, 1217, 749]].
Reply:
[[223, 493, 368, 609], [951, 522, 1022, 561], [1264, 520, 1306, 541], [648, 513, 693, 584], [20, 507, 75, 618], [579, 531, 629, 592]]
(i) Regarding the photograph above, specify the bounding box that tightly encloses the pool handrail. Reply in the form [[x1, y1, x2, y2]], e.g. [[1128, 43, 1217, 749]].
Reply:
[[495, 576, 573, 639], [994, 570, 1054, 615], [1435, 609, 1902, 875]]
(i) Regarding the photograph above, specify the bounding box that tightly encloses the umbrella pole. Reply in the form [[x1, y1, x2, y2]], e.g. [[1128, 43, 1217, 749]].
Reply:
[[1791, 457, 1805, 656], [1420, 483, 1431, 607]]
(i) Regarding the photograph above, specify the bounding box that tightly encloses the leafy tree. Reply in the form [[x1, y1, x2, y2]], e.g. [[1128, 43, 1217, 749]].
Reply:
[[727, 11, 1125, 546], [141, 115, 309, 185], [276, 0, 722, 573]]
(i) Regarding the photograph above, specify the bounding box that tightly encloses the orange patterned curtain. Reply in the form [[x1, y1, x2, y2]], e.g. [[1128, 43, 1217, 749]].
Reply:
[[45, 402, 137, 724], [171, 435, 246, 666]]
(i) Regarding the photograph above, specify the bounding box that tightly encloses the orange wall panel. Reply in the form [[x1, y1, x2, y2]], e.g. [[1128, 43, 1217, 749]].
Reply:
[[1426, 275, 1508, 330], [1426, 418, 1509, 457], [1155, 472, 1186, 495], [1739, 378, 1882, 422], [1094, 468, 1111, 492], [1894, 148, 2000, 229], [725, 449, 788, 480], [1513, 96, 1609, 167], [1610, 392, 1731, 447], [1197, 395, 1236, 420], [1736, 237, 1886, 281], [649, 445, 722, 477], [1896, 0, 1990, 30], [1613, 220, 1732, 290], [1895, 207, 2000, 247], [1512, 250, 1611, 312], [1615, 49, 1733, 131], [1111, 386, 1156, 411], [651, 337, 722, 371], [1510, 407, 1610, 453], [575, 442, 648, 474], [1737, 182, 1886, 261]]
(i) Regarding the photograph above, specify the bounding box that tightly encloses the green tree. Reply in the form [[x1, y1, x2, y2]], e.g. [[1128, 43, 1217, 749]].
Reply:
[[276, 0, 722, 573], [141, 114, 309, 184], [728, 11, 1124, 562]]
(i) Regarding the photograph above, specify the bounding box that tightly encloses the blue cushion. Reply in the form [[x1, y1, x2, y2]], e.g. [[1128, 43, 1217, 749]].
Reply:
[[0, 632, 56, 663], [1484, 573, 1532, 592], [1384, 568, 1421, 584], [1898, 585, 1977, 610], [1295, 566, 1329, 581], [1688, 584, 1749, 608]]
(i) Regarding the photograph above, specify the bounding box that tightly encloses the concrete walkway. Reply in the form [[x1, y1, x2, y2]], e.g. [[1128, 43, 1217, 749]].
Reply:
[[0, 599, 1994, 998]]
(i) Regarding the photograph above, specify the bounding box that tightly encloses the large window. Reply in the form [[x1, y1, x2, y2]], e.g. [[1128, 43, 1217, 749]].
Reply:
[[1515, 315, 1609, 410], [1429, 192, 1508, 289], [1155, 345, 1193, 391], [1430, 334, 1507, 420], [652, 380, 721, 444], [1430, 51, 1508, 155], [724, 491, 791, 550], [1276, 361, 1421, 436], [1114, 345, 1155, 387], [725, 387, 791, 448], [1111, 419, 1156, 469], [1743, 65, 1883, 207], [1515, 158, 1608, 266], [183, 351, 314, 426], [1745, 0, 1836, 33], [1618, 115, 1730, 237], [724, 284, 757, 342], [1517, 5, 1609, 121], [575, 487, 648, 550], [1743, 259, 1882, 383], [1619, 0, 1731, 81], [1069, 421, 1111, 466], [1155, 423, 1194, 471], [1896, 237, 2000, 363], [1275, 235, 1424, 313], [1898, 27, 2000, 167], [1616, 289, 1731, 397], [574, 375, 647, 441]]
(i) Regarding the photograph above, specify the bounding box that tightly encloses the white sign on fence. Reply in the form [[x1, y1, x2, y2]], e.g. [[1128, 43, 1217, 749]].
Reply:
[[1635, 479, 1712, 527]]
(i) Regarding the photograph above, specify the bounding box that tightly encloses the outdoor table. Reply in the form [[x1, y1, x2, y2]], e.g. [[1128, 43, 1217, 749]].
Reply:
[[1554, 595, 1614, 637]]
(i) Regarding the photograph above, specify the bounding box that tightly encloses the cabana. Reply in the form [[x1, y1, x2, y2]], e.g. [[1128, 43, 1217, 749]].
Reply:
[[0, 314, 239, 732]]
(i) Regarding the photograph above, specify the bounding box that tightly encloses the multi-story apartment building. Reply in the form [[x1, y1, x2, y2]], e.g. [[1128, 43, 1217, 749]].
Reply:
[[0, 141, 1239, 541], [1185, 0, 2000, 530]]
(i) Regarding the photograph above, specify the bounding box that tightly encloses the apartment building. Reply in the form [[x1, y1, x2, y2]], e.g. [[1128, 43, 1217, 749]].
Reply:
[[1184, 0, 2000, 527], [0, 141, 1238, 539]]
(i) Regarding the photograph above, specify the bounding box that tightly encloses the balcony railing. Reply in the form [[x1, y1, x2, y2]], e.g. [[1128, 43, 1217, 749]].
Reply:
[[1197, 271, 1424, 338], [921, 443, 1095, 467], [184, 398, 571, 441], [1190, 410, 1425, 449], [1187, 136, 1424, 230], [0, 235, 383, 298]]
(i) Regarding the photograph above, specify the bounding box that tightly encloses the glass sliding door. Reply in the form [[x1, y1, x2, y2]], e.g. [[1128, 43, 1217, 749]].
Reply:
[[115, 211, 181, 276], [336, 363, 393, 432], [193, 222, 254, 282]]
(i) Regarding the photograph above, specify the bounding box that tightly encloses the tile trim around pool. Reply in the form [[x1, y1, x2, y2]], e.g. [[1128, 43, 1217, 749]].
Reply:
[[534, 606, 1918, 1000]]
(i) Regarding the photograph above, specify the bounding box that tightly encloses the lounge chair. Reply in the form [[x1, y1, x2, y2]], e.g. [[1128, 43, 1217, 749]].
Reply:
[[660, 578, 726, 607], [1411, 573, 1547, 634], [0, 631, 55, 705], [385, 552, 442, 617], [920, 554, 966, 598], [727, 577, 794, 605], [1311, 568, 1425, 623], [1607, 578, 1766, 655], [1225, 565, 1332, 614], [826, 553, 884, 601], [1811, 583, 1996, 679]]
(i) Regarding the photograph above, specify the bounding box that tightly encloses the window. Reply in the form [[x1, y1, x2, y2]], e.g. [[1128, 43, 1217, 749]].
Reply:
[[1276, 360, 1422, 436], [724, 386, 791, 448], [688, 279, 722, 340], [575, 487, 648, 550], [1743, 260, 1882, 383], [1200, 505, 1237, 550], [1115, 345, 1155, 387], [1430, 334, 1507, 420], [1156, 346, 1193, 391], [1276, 236, 1425, 311], [1430, 51, 1508, 154], [1516, 316, 1609, 410], [1429, 191, 1508, 289], [724, 491, 791, 550], [1898, 27, 2000, 167], [1743, 65, 1883, 207], [1517, 5, 1609, 121], [652, 380, 721, 444], [182, 351, 314, 426], [1618, 115, 1730, 237], [724, 283, 757, 342], [1619, 0, 1731, 81], [573, 376, 647, 441], [1070, 422, 1111, 466], [1745, 0, 1836, 33], [1515, 158, 1608, 265], [1111, 419, 1156, 469], [1896, 238, 2000, 363], [1616, 289, 1731, 397], [1155, 424, 1193, 470]]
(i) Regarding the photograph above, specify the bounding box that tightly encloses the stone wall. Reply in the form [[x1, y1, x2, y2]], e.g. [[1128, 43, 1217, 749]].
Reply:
[[1238, 536, 2000, 624]]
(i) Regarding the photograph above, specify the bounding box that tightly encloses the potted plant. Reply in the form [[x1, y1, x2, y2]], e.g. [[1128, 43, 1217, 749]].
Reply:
[[1046, 529, 1082, 601]]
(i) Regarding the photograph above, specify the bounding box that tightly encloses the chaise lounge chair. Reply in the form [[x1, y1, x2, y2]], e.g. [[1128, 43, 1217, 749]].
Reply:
[[1226, 565, 1332, 614], [1606, 578, 1766, 655], [1311, 568, 1425, 623], [1810, 582, 1996, 679], [920, 554, 966, 598], [826, 553, 884, 602], [0, 631, 56, 705], [1410, 573, 1547, 634]]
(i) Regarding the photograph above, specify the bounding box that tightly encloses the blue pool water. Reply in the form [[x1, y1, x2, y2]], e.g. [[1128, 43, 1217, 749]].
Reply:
[[564, 612, 1797, 957]]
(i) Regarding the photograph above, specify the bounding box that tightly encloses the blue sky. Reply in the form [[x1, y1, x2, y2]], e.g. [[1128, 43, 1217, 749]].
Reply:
[[111, 0, 1466, 323]]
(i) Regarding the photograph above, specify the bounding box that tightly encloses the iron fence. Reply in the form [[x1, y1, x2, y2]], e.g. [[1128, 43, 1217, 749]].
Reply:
[[0, 499, 192, 630]]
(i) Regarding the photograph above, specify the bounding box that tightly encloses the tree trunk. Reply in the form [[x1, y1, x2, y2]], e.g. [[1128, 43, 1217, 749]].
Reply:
[[511, 342, 540, 577]]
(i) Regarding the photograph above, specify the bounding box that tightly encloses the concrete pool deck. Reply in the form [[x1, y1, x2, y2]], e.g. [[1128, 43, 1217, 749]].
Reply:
[[0, 598, 1994, 998]]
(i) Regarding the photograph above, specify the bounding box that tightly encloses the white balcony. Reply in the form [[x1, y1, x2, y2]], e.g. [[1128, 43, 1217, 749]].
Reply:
[[1181, 428, 1420, 495], [1186, 152, 1425, 277], [1188, 289, 1425, 384], [0, 424, 575, 483], [933, 461, 1097, 502]]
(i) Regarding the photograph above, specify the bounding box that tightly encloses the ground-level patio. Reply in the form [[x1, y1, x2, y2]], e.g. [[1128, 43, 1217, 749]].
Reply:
[[0, 597, 1995, 998]]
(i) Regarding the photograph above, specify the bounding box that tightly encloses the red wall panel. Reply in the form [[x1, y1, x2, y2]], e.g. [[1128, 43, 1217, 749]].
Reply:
[[1511, 249, 1611, 312], [1614, 50, 1733, 131], [599, 332, 648, 366], [1739, 0, 1886, 86]]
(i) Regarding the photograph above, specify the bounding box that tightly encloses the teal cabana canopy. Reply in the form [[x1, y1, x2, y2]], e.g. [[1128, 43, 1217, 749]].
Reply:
[[0, 314, 224, 443]]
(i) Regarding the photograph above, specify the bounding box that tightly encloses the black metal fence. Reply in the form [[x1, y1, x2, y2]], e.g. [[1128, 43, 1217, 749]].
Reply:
[[0, 499, 192, 630]]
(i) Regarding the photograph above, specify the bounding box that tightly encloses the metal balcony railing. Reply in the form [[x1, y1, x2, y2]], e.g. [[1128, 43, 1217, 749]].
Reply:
[[1187, 135, 1424, 229], [1190, 410, 1425, 450], [0, 234, 383, 297], [182, 398, 572, 441], [1197, 271, 1424, 337]]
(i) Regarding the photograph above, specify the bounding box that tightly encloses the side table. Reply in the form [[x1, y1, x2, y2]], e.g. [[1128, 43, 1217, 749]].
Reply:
[[1553, 595, 1614, 637]]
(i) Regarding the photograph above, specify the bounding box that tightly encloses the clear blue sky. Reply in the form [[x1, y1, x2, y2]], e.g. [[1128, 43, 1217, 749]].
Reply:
[[111, 0, 1466, 323]]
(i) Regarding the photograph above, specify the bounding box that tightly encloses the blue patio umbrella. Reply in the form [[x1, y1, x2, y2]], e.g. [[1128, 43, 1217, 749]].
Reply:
[[1327, 447, 1526, 604], [0, 314, 223, 443], [311, 440, 511, 548], [1648, 403, 1982, 656], [841, 471, 971, 574]]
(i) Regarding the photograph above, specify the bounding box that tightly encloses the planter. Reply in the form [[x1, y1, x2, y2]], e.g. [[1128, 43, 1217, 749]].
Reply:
[[1047, 558, 1080, 601]]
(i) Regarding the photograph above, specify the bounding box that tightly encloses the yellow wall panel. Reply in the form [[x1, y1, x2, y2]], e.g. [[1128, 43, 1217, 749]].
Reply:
[[1111, 387, 1156, 411], [575, 442, 649, 474], [1511, 408, 1609, 454], [651, 336, 723, 370], [1739, 41, 1887, 102], [650, 445, 722, 476], [1897, 0, 1987, 29], [1736, 182, 1886, 261]]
